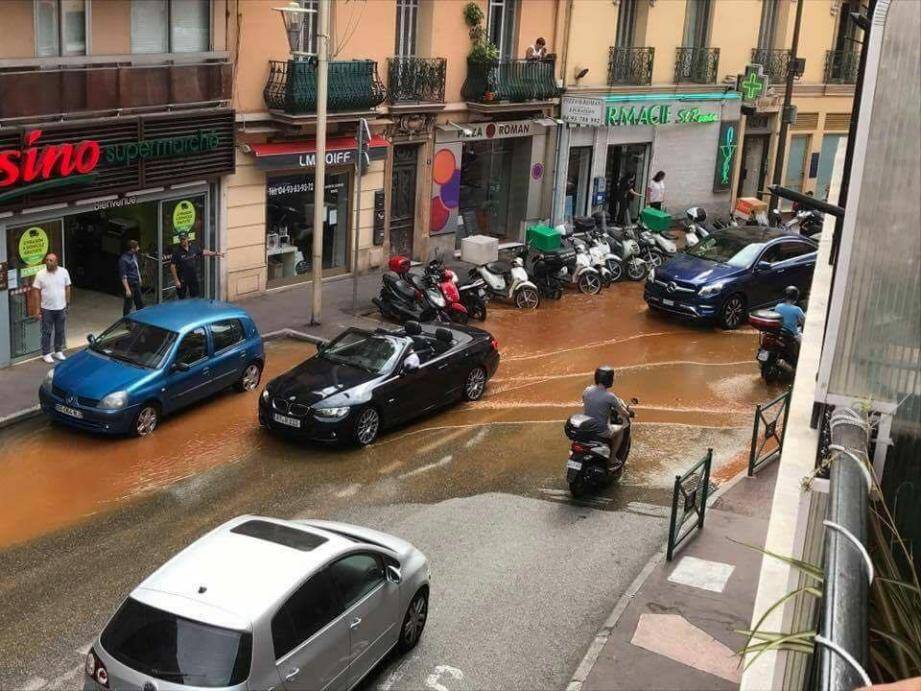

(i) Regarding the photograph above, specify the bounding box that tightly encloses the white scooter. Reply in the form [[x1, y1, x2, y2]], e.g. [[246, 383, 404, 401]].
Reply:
[[563, 236, 604, 295], [682, 207, 713, 248], [469, 255, 541, 309]]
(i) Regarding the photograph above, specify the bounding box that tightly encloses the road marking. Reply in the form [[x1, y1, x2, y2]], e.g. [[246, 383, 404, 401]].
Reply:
[[667, 556, 735, 593], [21, 677, 46, 691], [400, 455, 452, 479], [415, 427, 470, 456], [464, 427, 489, 449], [377, 659, 410, 691], [378, 460, 404, 474], [424, 665, 464, 691], [334, 483, 362, 498]]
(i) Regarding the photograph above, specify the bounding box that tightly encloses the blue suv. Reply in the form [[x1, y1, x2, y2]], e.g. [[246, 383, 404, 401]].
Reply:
[[644, 226, 817, 329], [39, 300, 264, 436]]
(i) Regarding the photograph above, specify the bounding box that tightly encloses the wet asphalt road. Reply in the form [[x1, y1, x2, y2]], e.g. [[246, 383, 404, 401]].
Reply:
[[0, 282, 780, 690]]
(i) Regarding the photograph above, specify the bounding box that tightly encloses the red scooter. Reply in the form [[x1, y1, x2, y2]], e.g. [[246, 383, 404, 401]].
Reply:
[[426, 260, 469, 324]]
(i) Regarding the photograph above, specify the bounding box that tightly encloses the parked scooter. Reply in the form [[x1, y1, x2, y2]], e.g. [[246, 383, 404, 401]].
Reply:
[[373, 256, 435, 323], [633, 225, 673, 267], [528, 246, 572, 299], [682, 207, 715, 248], [561, 235, 604, 295], [426, 260, 470, 324], [564, 397, 638, 498], [470, 254, 541, 309], [603, 222, 648, 281], [749, 309, 799, 383], [783, 209, 823, 237]]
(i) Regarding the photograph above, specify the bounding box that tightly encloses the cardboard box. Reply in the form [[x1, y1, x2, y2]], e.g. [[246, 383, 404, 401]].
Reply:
[[461, 235, 499, 266], [735, 197, 768, 218]]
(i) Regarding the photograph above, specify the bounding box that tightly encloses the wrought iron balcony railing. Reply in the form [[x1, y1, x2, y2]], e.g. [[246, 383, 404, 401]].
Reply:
[[824, 50, 860, 84], [461, 57, 562, 104], [607, 47, 654, 86], [673, 47, 720, 84], [387, 56, 446, 104], [750, 48, 791, 85], [264, 59, 386, 115], [0, 59, 230, 121]]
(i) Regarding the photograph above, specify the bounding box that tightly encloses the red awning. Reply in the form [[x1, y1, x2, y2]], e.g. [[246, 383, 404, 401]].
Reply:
[[250, 135, 390, 158]]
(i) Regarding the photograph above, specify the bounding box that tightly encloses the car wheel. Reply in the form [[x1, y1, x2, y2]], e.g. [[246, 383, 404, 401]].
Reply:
[[514, 286, 540, 309], [235, 362, 262, 392], [398, 588, 429, 653], [578, 271, 602, 295], [463, 366, 488, 401], [719, 294, 747, 330], [607, 259, 624, 283], [133, 403, 160, 437], [352, 406, 380, 446]]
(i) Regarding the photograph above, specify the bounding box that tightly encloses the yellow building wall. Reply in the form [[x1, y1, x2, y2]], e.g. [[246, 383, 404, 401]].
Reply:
[[564, 0, 616, 88], [515, 0, 558, 60], [231, 0, 291, 115], [710, 0, 761, 80], [796, 0, 844, 83], [430, 0, 488, 105], [1, 0, 36, 58], [644, 0, 686, 85]]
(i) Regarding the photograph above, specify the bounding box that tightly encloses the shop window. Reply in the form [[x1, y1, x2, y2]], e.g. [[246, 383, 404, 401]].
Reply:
[[35, 0, 87, 57], [487, 0, 517, 60], [458, 139, 530, 240], [131, 0, 211, 54], [265, 173, 350, 288], [395, 0, 418, 58], [565, 147, 592, 221]]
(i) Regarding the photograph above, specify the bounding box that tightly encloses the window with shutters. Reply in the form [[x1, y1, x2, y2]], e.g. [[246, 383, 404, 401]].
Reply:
[[131, 0, 211, 54], [487, 0, 517, 60], [35, 0, 87, 57], [395, 0, 419, 58]]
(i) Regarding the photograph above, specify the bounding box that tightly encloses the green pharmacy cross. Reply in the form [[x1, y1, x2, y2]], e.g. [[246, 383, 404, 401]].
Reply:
[[740, 65, 767, 101]]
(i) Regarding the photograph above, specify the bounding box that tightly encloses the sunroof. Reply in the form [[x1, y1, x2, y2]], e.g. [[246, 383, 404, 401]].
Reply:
[[230, 520, 328, 552]]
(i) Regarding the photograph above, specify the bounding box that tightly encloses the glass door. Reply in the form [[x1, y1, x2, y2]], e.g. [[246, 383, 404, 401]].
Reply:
[[605, 143, 650, 224], [6, 220, 64, 359], [565, 146, 592, 221], [816, 134, 845, 201], [783, 135, 810, 207]]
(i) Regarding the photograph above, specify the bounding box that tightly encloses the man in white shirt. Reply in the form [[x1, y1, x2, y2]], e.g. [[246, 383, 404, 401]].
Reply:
[[31, 253, 71, 364]]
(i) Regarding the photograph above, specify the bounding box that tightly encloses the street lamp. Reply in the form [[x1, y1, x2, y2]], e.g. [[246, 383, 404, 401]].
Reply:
[[273, 1, 310, 58]]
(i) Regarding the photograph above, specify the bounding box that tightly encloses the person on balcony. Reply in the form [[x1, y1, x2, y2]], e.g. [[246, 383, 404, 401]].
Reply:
[[526, 38, 547, 61]]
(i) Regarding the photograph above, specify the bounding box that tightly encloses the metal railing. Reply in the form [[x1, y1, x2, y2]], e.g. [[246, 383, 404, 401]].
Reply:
[[461, 57, 562, 103], [607, 46, 654, 86], [666, 448, 713, 561], [387, 57, 446, 104], [264, 59, 386, 115], [824, 50, 860, 84], [748, 389, 793, 476], [673, 47, 720, 84], [751, 48, 792, 85]]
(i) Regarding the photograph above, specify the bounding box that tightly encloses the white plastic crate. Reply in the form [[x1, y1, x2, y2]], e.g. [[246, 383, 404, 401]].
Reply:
[[460, 234, 499, 266]]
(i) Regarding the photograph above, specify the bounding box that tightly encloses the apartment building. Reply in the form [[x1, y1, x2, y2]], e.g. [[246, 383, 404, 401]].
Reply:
[[0, 0, 235, 368]]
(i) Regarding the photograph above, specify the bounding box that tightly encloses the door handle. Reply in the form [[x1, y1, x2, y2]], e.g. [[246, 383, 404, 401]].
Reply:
[[285, 667, 301, 682], [202, 367, 211, 375], [350, 617, 362, 630]]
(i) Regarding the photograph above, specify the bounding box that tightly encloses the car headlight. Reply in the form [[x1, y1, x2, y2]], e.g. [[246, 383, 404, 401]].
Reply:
[[698, 281, 727, 298], [261, 388, 270, 402], [42, 368, 54, 392], [99, 391, 129, 410], [313, 406, 350, 419]]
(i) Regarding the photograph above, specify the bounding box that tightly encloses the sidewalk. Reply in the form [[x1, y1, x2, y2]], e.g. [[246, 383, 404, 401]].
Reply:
[[0, 271, 386, 427], [570, 461, 779, 691]]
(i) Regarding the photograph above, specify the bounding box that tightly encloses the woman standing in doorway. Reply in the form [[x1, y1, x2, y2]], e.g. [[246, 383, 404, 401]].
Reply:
[[647, 170, 666, 210]]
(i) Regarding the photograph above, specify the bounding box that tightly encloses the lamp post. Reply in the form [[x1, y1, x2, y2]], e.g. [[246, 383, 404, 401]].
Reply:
[[274, 0, 329, 325]]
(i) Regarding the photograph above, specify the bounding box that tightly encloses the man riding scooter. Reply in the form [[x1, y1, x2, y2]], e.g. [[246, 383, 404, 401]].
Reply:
[[774, 286, 806, 344], [582, 366, 631, 462]]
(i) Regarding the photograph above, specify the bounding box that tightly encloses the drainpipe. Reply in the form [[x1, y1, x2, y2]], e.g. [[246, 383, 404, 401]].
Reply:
[[311, 0, 330, 325], [559, 0, 574, 87]]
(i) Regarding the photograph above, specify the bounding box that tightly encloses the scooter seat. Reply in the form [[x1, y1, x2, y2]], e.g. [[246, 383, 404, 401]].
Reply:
[[660, 232, 678, 241], [573, 216, 596, 232], [383, 272, 417, 300], [486, 260, 511, 274]]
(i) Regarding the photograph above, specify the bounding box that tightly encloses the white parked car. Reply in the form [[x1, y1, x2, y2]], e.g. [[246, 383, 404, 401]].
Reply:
[[84, 516, 430, 690]]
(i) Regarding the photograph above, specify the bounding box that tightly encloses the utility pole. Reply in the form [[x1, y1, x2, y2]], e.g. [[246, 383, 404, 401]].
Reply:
[[769, 0, 804, 210], [352, 118, 371, 312], [310, 0, 330, 325]]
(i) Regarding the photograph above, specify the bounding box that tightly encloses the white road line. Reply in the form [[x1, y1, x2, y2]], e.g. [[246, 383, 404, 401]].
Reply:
[[334, 483, 362, 498], [20, 677, 47, 691], [424, 665, 464, 691], [400, 455, 453, 479], [464, 428, 489, 449], [76, 639, 94, 655], [44, 665, 84, 690], [377, 658, 410, 691]]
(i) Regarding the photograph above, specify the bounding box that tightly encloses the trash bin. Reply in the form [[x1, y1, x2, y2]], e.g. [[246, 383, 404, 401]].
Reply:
[[526, 224, 562, 252], [639, 206, 672, 232]]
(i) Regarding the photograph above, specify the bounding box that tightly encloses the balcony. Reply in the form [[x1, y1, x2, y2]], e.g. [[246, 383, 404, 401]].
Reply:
[[824, 50, 860, 84], [264, 59, 386, 118], [607, 47, 654, 86], [0, 58, 230, 122], [673, 47, 720, 84], [750, 48, 791, 85], [461, 57, 562, 106], [387, 57, 446, 109]]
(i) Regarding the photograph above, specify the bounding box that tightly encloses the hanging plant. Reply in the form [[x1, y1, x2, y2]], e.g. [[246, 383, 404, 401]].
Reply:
[[463, 2, 484, 28], [463, 1, 498, 66]]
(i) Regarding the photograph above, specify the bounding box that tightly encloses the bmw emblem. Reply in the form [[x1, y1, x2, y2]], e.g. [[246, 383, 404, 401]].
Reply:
[[144, 682, 157, 691], [667, 281, 677, 294]]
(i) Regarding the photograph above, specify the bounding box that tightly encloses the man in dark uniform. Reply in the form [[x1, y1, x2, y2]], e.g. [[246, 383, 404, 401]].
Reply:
[[170, 231, 223, 299], [119, 239, 144, 316]]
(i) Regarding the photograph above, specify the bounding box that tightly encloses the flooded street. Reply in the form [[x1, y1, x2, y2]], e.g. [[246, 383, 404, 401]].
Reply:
[[0, 281, 778, 689]]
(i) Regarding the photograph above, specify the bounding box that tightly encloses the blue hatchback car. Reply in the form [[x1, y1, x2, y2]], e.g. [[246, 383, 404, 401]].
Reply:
[[644, 226, 817, 329], [39, 300, 264, 436]]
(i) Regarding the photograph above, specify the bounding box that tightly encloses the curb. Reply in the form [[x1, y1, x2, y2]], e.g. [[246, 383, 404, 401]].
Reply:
[[565, 464, 756, 691], [0, 405, 42, 431]]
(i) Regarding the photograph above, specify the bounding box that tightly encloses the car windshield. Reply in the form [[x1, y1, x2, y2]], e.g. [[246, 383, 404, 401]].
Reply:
[[90, 319, 177, 369], [320, 332, 404, 373], [100, 598, 251, 688], [686, 233, 764, 268]]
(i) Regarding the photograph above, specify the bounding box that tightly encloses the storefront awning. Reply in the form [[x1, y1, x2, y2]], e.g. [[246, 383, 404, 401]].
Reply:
[[250, 136, 390, 171]]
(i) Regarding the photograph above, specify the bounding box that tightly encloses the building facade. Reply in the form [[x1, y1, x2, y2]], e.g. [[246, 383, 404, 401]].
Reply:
[[0, 0, 235, 368]]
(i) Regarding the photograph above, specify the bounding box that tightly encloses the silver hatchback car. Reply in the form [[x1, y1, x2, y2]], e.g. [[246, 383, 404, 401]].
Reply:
[[84, 516, 430, 691]]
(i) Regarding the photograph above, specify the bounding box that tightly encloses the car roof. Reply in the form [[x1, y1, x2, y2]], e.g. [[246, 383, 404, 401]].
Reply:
[[129, 299, 250, 334], [132, 516, 358, 630]]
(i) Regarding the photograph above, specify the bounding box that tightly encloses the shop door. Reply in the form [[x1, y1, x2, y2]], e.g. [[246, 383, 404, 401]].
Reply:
[[783, 135, 810, 208], [565, 146, 592, 221], [740, 134, 769, 199], [160, 196, 207, 301], [816, 134, 845, 201], [6, 220, 63, 359], [605, 144, 650, 224], [390, 145, 418, 259]]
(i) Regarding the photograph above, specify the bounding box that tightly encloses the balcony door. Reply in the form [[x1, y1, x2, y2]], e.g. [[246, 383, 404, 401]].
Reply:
[[395, 0, 418, 58], [833, 0, 858, 53], [757, 0, 780, 50], [488, 0, 517, 60], [615, 0, 637, 49], [682, 0, 712, 48]]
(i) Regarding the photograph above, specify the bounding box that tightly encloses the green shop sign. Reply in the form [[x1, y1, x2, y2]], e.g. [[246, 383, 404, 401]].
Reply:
[[606, 105, 719, 127], [103, 130, 221, 166]]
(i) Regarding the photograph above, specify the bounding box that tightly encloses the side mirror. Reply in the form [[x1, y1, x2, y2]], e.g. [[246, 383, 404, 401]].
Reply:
[[172, 361, 191, 373], [386, 565, 402, 584], [755, 261, 771, 273], [86, 334, 96, 345], [403, 360, 419, 374]]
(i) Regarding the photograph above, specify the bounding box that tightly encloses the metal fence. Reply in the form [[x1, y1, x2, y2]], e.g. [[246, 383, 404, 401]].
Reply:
[[748, 389, 792, 476], [666, 448, 713, 561]]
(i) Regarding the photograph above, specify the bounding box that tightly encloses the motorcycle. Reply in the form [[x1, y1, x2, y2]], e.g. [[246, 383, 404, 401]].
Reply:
[[373, 256, 435, 323], [783, 209, 824, 237], [432, 261, 488, 322], [564, 397, 638, 498], [749, 309, 799, 383], [633, 225, 672, 267], [425, 260, 470, 324], [528, 246, 572, 299], [682, 207, 715, 249], [604, 223, 648, 281], [560, 235, 604, 295], [470, 254, 541, 310]]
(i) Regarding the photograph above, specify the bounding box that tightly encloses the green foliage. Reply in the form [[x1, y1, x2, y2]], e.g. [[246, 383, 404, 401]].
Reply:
[[462, 2, 497, 67], [462, 2, 484, 28], [468, 39, 499, 65]]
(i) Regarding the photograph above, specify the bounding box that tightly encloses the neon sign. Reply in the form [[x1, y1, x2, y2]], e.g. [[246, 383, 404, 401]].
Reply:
[[606, 105, 719, 126], [713, 121, 739, 192]]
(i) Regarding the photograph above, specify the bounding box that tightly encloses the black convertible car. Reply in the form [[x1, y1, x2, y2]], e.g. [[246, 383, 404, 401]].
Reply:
[[259, 321, 500, 445]]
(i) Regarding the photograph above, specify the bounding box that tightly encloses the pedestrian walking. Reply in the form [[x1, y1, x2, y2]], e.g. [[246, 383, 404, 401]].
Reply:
[[647, 170, 666, 210], [170, 231, 223, 299], [31, 253, 71, 364], [119, 239, 145, 316]]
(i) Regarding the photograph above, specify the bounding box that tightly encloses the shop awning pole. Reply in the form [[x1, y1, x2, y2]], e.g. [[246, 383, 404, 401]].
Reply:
[[311, 0, 330, 325]]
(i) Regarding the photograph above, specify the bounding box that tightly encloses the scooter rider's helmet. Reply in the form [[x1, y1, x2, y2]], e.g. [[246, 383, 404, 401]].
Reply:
[[595, 366, 615, 388], [784, 286, 800, 302]]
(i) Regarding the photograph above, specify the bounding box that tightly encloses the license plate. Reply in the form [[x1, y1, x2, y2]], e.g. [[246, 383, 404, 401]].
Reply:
[[55, 404, 83, 419], [662, 298, 675, 306], [273, 413, 301, 428], [566, 460, 583, 471], [757, 349, 770, 362]]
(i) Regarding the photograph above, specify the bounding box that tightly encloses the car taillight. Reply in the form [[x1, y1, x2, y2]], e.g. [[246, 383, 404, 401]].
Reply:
[[490, 337, 499, 351], [85, 649, 109, 688]]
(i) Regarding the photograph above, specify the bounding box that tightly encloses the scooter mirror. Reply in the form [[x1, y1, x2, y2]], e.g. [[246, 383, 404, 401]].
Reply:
[[630, 397, 639, 405]]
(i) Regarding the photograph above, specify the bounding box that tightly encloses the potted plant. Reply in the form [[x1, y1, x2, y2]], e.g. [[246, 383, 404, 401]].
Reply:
[[462, 2, 499, 101]]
